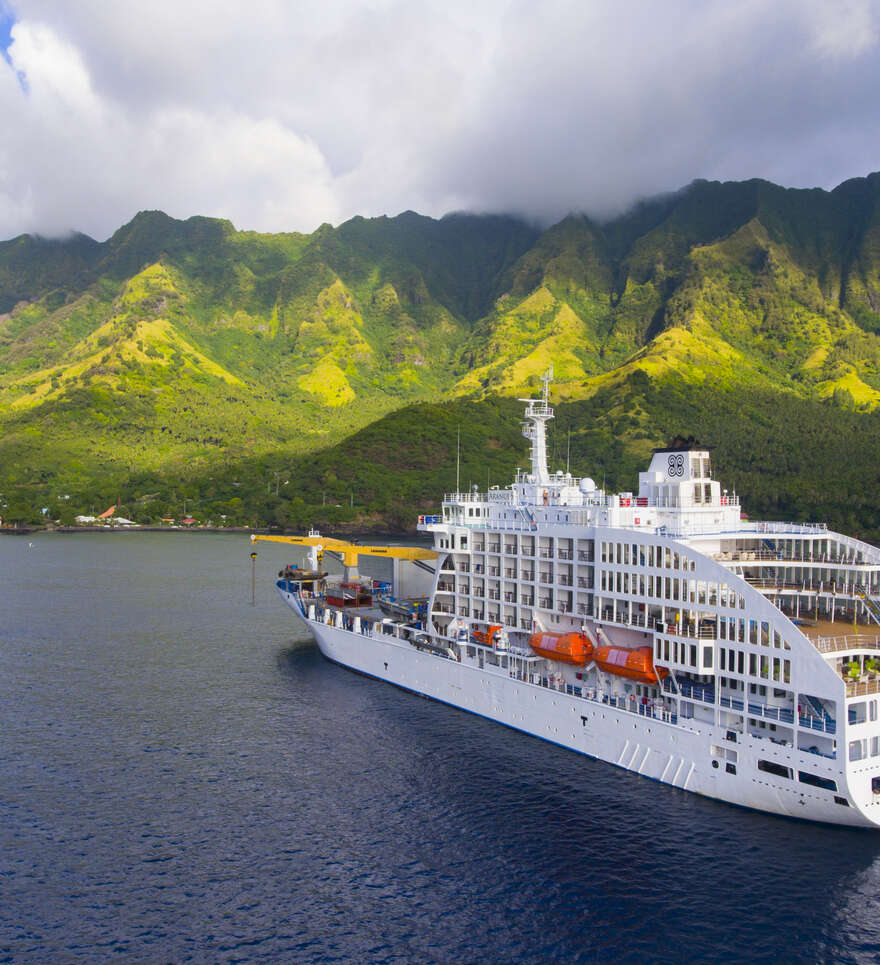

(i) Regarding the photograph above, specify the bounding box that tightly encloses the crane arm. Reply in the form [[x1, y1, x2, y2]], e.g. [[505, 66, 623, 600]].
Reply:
[[250, 533, 437, 567]]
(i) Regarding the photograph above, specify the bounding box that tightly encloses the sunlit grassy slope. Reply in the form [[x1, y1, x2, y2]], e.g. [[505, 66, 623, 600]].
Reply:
[[2, 173, 880, 529]]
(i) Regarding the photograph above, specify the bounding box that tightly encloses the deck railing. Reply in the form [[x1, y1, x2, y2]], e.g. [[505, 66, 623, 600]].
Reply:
[[846, 679, 880, 698], [813, 634, 880, 654]]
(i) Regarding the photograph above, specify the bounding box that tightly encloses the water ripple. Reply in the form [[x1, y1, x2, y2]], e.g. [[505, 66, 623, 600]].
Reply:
[[2, 533, 880, 963]]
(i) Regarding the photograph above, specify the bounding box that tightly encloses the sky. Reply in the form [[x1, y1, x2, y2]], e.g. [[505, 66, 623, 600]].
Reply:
[[0, 0, 879, 240]]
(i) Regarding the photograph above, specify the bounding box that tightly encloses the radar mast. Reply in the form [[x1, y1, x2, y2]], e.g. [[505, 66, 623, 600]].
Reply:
[[520, 367, 554, 485]]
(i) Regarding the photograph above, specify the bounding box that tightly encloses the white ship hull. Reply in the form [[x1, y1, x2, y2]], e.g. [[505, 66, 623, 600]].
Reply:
[[258, 376, 880, 830], [282, 589, 878, 829]]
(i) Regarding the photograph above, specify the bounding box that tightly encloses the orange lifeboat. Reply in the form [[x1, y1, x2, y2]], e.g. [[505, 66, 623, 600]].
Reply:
[[472, 624, 503, 647], [593, 645, 668, 683], [529, 631, 594, 666]]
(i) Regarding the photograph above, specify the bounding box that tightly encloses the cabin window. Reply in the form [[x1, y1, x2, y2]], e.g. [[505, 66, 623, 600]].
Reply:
[[850, 740, 868, 762], [703, 647, 713, 669], [872, 701, 878, 723], [758, 760, 792, 779], [760, 621, 769, 647], [690, 645, 697, 667], [704, 483, 712, 503], [849, 702, 867, 725], [749, 653, 757, 676]]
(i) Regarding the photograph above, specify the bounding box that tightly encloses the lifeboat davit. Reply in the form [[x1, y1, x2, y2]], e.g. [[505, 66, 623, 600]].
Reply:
[[529, 632, 594, 666], [593, 645, 668, 683]]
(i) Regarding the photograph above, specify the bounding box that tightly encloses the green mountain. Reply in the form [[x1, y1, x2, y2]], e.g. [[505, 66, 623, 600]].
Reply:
[[2, 174, 880, 536]]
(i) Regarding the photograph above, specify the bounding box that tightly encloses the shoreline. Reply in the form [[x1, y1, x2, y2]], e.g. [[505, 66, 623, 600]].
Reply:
[[0, 525, 417, 540]]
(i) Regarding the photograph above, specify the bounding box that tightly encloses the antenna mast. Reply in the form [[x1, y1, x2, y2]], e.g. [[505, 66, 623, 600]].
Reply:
[[519, 367, 554, 485]]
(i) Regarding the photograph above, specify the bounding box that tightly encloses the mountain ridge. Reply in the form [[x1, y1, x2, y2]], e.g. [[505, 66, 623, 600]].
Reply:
[[2, 172, 880, 533]]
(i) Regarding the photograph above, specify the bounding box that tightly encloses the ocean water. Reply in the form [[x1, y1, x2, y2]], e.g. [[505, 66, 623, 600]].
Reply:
[[2, 532, 880, 964]]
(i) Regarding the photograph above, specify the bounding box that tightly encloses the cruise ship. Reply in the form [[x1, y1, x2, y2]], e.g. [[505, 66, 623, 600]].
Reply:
[[255, 371, 880, 828]]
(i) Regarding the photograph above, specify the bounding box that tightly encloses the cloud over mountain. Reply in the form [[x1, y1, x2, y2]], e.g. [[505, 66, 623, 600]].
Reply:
[[1, 0, 879, 239]]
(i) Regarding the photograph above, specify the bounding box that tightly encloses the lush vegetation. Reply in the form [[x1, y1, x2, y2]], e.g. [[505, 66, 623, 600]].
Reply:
[[1, 174, 880, 536]]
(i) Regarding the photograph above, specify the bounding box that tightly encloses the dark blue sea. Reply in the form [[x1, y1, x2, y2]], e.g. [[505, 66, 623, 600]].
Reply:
[[3, 533, 880, 964]]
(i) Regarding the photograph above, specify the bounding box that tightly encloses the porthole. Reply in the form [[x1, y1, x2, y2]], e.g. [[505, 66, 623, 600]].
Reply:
[[712, 760, 720, 769]]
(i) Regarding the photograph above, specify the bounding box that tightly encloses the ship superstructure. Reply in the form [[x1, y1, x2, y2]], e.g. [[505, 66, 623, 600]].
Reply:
[[258, 372, 880, 828]]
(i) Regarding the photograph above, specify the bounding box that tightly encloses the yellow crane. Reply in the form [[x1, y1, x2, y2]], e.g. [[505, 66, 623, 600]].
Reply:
[[250, 531, 437, 580]]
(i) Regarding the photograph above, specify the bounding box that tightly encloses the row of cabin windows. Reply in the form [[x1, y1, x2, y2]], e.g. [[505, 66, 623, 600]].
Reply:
[[757, 759, 838, 792], [718, 647, 792, 683], [600, 570, 746, 610], [718, 679, 792, 701], [719, 617, 791, 650], [657, 639, 710, 669], [656, 637, 711, 669], [655, 637, 793, 683], [600, 541, 696, 570]]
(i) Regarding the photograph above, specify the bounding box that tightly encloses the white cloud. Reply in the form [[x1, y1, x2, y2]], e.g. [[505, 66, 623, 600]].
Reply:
[[0, 0, 879, 239]]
